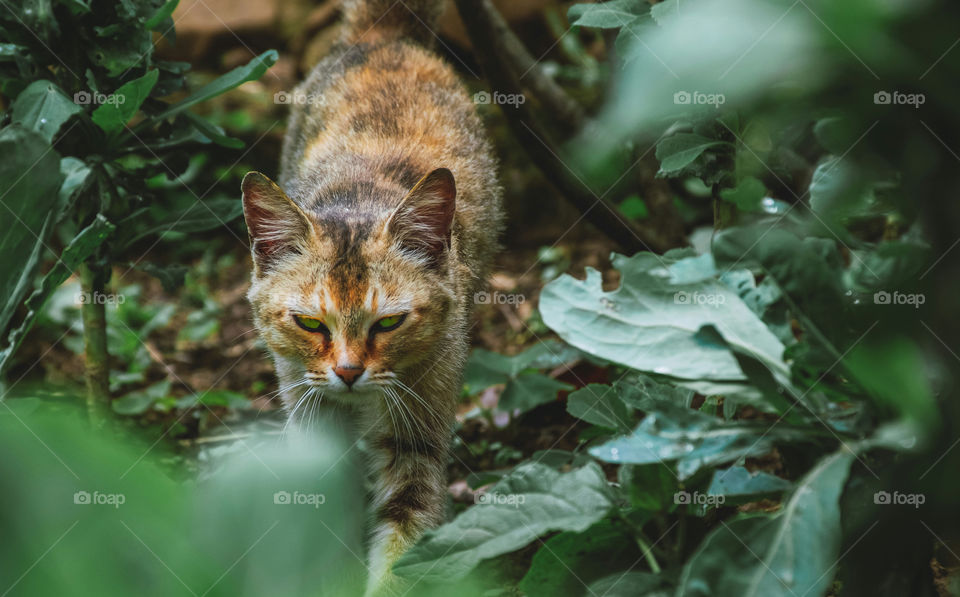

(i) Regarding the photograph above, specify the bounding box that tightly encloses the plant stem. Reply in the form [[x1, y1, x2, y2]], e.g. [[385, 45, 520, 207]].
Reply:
[[634, 532, 662, 574], [79, 262, 110, 421]]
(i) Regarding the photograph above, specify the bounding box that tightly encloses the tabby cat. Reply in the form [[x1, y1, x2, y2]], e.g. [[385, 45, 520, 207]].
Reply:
[[240, 0, 502, 593]]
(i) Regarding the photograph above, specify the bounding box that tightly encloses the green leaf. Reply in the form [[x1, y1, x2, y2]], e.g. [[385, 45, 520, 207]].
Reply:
[[184, 111, 244, 149], [566, 383, 631, 432], [91, 69, 159, 134], [568, 0, 649, 28], [112, 379, 171, 415], [393, 462, 613, 582], [656, 134, 728, 175], [58, 157, 92, 208], [145, 0, 179, 29], [615, 375, 695, 410], [0, 216, 114, 375], [135, 262, 188, 292], [540, 251, 788, 387], [588, 400, 807, 479], [589, 572, 668, 597], [719, 176, 766, 212], [518, 520, 642, 597], [11, 80, 82, 143], [650, 0, 680, 25], [619, 463, 678, 511], [153, 50, 278, 121], [499, 372, 572, 413], [845, 336, 937, 432], [707, 466, 792, 501], [0, 126, 64, 343], [677, 450, 855, 597], [618, 195, 649, 219]]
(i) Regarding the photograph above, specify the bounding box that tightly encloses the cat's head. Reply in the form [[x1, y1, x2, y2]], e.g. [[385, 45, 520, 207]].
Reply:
[[241, 168, 457, 404]]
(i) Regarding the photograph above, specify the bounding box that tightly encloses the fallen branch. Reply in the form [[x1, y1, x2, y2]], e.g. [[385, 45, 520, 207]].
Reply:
[[454, 0, 675, 254]]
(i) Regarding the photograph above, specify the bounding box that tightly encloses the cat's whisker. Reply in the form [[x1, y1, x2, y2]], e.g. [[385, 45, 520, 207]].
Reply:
[[392, 379, 447, 429]]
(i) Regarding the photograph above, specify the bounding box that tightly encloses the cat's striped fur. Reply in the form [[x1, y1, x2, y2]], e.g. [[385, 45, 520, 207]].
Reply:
[[241, 1, 502, 594]]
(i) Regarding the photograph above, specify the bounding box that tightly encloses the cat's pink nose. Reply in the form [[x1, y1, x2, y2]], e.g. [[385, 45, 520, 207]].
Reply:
[[334, 364, 365, 387]]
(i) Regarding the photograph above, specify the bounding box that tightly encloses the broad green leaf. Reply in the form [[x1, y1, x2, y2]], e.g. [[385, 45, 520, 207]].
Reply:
[[656, 134, 728, 175], [91, 69, 159, 134], [719, 176, 766, 212], [619, 463, 678, 511], [464, 342, 577, 414], [0, 126, 63, 343], [845, 336, 937, 432], [590, 572, 668, 597], [568, 0, 649, 28], [394, 462, 613, 582], [58, 157, 92, 209], [845, 239, 929, 292], [153, 50, 278, 121], [615, 375, 695, 410], [540, 251, 788, 385], [499, 372, 572, 413], [566, 383, 631, 432], [650, 0, 680, 25], [677, 450, 855, 597], [11, 80, 82, 142], [707, 466, 792, 501], [589, 400, 807, 479], [0, 215, 114, 376], [518, 520, 641, 597]]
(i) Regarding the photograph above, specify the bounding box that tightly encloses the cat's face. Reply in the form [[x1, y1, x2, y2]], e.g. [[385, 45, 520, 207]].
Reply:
[[242, 169, 456, 405]]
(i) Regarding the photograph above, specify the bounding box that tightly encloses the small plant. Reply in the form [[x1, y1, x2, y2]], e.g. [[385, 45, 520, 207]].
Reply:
[[0, 0, 276, 418]]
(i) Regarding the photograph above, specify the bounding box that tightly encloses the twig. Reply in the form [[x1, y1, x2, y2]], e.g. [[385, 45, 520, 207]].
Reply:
[[467, 0, 585, 132], [454, 0, 671, 254]]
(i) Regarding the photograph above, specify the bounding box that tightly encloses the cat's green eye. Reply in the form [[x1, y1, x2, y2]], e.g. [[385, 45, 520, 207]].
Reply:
[[293, 315, 328, 334], [372, 314, 406, 333]]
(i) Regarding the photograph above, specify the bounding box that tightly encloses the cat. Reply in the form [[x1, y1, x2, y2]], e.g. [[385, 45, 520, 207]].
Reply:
[[240, 0, 503, 594]]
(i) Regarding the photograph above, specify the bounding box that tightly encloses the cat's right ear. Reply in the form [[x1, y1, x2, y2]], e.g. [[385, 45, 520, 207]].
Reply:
[[241, 172, 312, 275]]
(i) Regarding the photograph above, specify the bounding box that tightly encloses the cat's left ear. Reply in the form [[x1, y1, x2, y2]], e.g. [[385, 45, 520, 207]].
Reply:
[[387, 167, 456, 265], [241, 172, 313, 276]]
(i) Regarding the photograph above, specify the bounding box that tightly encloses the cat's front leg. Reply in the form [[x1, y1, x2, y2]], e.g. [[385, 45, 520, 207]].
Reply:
[[364, 433, 449, 597]]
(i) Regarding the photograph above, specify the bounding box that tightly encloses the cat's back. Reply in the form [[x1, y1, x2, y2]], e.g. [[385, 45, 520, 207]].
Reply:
[[279, 28, 502, 284]]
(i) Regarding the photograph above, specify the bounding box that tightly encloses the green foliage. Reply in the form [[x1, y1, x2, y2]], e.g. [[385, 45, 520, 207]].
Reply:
[[0, 0, 277, 377], [400, 1, 959, 593]]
